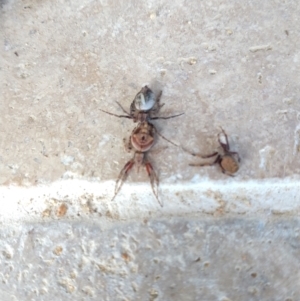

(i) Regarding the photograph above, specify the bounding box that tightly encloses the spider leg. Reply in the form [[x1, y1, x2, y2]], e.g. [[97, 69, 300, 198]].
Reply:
[[151, 123, 179, 147], [145, 161, 162, 207], [228, 151, 241, 162], [123, 137, 133, 153], [156, 131, 179, 147], [115, 101, 131, 115], [156, 90, 162, 103], [111, 159, 135, 202], [100, 109, 132, 119], [218, 128, 230, 151], [182, 147, 218, 159], [198, 151, 219, 159], [151, 112, 184, 120], [152, 91, 165, 114], [189, 154, 221, 167], [154, 90, 162, 106]]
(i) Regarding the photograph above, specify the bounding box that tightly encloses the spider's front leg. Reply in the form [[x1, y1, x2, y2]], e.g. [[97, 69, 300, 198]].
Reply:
[[189, 154, 221, 167], [151, 90, 164, 114], [228, 151, 241, 162], [115, 101, 131, 115], [218, 128, 230, 152], [182, 146, 218, 159], [151, 112, 184, 120], [111, 159, 135, 202], [100, 108, 132, 119], [145, 160, 162, 207]]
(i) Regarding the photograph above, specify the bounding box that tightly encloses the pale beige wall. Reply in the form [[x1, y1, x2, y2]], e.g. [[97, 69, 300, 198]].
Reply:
[[1, 0, 300, 300]]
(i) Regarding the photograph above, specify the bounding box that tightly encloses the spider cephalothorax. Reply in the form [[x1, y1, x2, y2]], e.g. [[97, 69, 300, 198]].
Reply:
[[100, 85, 183, 123]]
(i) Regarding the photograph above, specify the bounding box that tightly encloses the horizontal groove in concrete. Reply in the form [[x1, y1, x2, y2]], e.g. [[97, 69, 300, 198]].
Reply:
[[1, 178, 299, 222]]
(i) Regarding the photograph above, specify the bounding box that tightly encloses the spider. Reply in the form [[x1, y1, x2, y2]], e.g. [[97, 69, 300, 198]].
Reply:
[[187, 129, 241, 176], [111, 121, 164, 206], [100, 85, 183, 123]]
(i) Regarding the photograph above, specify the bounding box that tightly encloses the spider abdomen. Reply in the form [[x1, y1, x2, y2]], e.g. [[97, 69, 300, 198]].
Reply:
[[130, 122, 155, 152], [221, 155, 239, 174]]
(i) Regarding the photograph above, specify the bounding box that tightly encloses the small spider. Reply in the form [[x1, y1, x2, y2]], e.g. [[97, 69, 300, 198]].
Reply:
[[100, 85, 183, 123], [187, 129, 241, 176], [112, 121, 164, 206]]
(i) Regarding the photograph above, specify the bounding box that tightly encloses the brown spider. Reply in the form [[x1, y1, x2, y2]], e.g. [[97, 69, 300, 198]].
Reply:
[[100, 85, 183, 123], [187, 129, 241, 176], [111, 121, 164, 206]]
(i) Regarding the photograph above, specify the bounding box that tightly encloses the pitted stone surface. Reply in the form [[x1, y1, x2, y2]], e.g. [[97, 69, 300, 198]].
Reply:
[[1, 0, 300, 300], [0, 218, 299, 301]]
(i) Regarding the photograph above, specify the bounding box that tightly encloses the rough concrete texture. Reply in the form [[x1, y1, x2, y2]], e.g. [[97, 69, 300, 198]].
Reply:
[[1, 0, 300, 300], [0, 218, 300, 301]]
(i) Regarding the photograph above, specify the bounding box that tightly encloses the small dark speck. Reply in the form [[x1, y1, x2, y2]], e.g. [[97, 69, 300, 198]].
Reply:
[[258, 73, 262, 84], [24, 5, 32, 9], [285, 30, 289, 36], [194, 257, 201, 262], [251, 272, 257, 278], [14, 51, 19, 57]]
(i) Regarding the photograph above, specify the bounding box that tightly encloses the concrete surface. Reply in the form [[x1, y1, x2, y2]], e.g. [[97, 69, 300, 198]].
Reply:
[[0, 218, 300, 301], [1, 0, 300, 300]]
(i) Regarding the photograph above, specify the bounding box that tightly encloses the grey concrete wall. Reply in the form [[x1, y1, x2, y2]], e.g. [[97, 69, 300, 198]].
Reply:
[[1, 0, 300, 300]]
